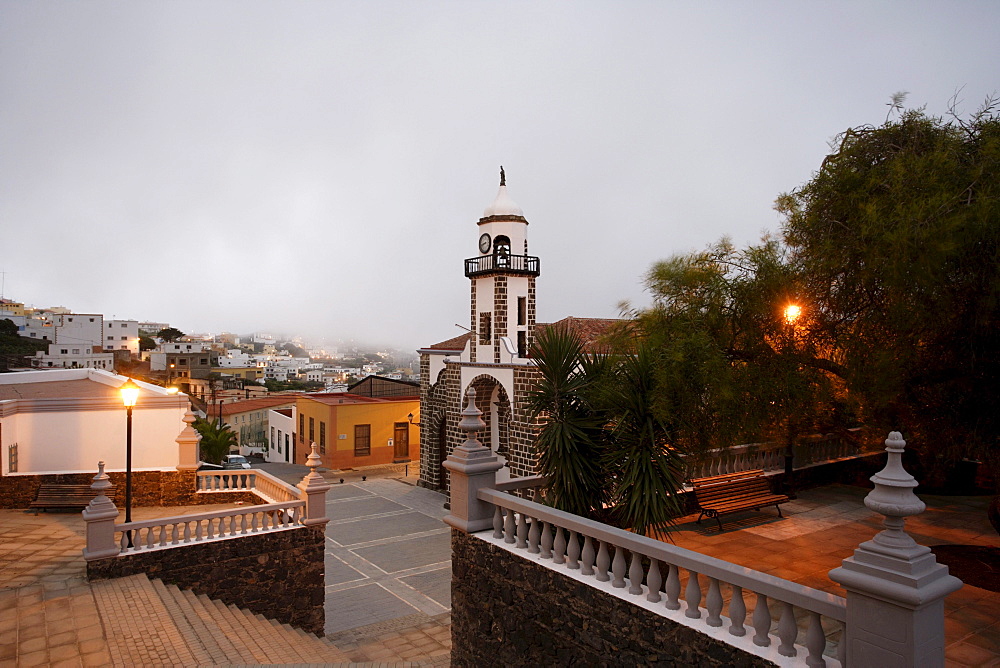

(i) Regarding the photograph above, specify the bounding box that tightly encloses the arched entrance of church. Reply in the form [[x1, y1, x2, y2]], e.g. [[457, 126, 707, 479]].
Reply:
[[468, 374, 512, 481]]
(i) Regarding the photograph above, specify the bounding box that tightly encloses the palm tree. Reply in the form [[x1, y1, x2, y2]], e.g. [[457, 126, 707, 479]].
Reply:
[[194, 417, 238, 464], [601, 343, 686, 540], [527, 324, 607, 519]]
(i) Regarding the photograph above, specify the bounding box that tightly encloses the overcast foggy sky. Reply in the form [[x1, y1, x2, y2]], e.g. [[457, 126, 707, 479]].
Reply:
[[1, 2, 997, 350]]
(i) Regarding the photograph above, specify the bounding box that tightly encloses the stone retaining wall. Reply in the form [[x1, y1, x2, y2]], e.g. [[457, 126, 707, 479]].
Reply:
[[451, 530, 774, 667], [87, 524, 326, 634], [0, 470, 256, 509]]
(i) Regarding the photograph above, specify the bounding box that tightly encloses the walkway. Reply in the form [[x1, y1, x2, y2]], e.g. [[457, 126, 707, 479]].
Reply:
[[0, 474, 453, 667], [668, 484, 1000, 667]]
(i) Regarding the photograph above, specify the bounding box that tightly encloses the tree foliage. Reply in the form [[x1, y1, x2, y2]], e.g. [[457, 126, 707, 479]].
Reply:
[[193, 417, 238, 464], [630, 103, 998, 483], [777, 106, 1000, 472], [156, 327, 185, 342], [526, 325, 606, 519], [528, 325, 685, 538], [638, 239, 850, 458], [138, 335, 157, 352], [0, 318, 48, 355]]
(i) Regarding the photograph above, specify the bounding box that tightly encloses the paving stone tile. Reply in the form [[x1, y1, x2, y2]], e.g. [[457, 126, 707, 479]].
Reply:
[[353, 532, 451, 573], [399, 568, 451, 607], [327, 511, 444, 546], [329, 496, 410, 519]]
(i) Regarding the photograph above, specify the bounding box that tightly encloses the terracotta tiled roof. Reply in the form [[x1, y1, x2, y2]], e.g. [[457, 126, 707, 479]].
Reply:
[[536, 317, 624, 352], [208, 395, 298, 417], [302, 392, 417, 406], [427, 332, 472, 351]]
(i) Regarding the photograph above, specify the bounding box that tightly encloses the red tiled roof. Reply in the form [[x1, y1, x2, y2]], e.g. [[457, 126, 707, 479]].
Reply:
[[302, 392, 417, 407], [209, 395, 298, 417], [427, 332, 472, 351], [536, 317, 624, 352]]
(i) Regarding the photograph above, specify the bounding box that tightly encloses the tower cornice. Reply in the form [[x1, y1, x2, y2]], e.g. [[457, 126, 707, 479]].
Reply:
[[478, 215, 528, 225]]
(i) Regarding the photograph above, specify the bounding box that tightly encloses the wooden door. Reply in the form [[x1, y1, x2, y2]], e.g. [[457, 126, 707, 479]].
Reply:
[[393, 422, 409, 460]]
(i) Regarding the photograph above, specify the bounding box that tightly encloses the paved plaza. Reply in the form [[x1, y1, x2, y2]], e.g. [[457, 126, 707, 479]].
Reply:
[[667, 484, 1000, 667], [2, 464, 998, 666]]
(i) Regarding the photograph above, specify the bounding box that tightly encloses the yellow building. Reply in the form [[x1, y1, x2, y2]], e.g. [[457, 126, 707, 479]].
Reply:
[[211, 366, 264, 381], [294, 393, 419, 469], [0, 300, 25, 316]]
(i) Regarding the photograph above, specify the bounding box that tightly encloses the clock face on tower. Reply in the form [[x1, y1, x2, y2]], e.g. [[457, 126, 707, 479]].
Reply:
[[479, 233, 492, 254]]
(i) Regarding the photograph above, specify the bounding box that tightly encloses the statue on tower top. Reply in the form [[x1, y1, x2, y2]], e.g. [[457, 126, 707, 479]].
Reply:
[[500, 165, 505, 187]]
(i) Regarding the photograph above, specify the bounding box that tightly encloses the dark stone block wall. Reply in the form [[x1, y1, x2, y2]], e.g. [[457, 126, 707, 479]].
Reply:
[[87, 525, 326, 635], [0, 470, 256, 509], [451, 530, 775, 668]]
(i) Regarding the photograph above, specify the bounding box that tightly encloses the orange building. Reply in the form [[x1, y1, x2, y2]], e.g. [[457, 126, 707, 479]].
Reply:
[[294, 393, 419, 469]]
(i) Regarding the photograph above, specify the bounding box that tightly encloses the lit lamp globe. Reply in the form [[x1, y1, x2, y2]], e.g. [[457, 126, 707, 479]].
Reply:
[[120, 378, 141, 408]]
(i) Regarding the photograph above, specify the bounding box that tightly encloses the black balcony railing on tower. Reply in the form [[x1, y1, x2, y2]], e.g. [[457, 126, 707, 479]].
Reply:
[[464, 254, 540, 278]]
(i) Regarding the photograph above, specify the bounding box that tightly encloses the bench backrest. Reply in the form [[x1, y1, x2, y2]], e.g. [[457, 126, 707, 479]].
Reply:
[[691, 470, 775, 502]]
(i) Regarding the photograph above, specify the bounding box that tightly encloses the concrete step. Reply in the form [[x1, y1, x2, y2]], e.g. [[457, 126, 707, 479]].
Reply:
[[148, 578, 218, 665], [91, 574, 199, 666]]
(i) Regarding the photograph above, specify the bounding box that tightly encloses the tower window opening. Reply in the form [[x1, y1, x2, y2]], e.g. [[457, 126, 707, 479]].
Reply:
[[517, 297, 526, 326], [479, 312, 492, 344], [493, 236, 511, 267]]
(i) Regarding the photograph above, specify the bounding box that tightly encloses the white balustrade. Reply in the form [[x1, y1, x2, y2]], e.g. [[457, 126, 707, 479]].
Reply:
[[478, 487, 847, 665], [115, 501, 305, 555], [682, 428, 870, 480]]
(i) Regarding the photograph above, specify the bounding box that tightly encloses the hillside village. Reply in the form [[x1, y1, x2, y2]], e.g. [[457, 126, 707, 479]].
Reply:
[[0, 298, 421, 470]]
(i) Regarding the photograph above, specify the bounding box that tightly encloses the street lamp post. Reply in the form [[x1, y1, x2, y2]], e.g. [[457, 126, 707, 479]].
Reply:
[[119, 378, 140, 547]]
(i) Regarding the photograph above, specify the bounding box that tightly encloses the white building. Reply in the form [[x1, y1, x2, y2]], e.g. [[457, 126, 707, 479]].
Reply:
[[32, 343, 115, 370], [138, 321, 170, 333], [54, 314, 104, 349], [267, 407, 295, 463], [0, 369, 189, 475], [105, 319, 139, 356], [158, 342, 207, 354]]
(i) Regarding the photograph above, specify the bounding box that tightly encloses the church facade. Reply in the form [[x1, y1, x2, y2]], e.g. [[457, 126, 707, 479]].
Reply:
[[417, 171, 617, 494]]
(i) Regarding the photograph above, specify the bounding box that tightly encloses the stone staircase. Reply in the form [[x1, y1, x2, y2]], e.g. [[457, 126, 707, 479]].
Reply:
[[90, 573, 350, 665]]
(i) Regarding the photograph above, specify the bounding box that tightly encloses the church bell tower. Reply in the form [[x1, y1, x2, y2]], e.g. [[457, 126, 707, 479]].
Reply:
[[465, 167, 540, 364]]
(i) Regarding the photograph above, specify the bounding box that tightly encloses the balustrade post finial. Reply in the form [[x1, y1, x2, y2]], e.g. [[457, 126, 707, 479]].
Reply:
[[83, 461, 122, 561], [297, 442, 331, 526], [443, 386, 503, 533], [829, 431, 962, 667], [176, 409, 201, 472]]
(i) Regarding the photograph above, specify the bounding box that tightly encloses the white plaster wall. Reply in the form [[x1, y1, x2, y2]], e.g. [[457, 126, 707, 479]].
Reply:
[[105, 320, 139, 355], [2, 402, 186, 475], [460, 366, 514, 407], [267, 409, 295, 463], [55, 314, 104, 348], [478, 220, 527, 256]]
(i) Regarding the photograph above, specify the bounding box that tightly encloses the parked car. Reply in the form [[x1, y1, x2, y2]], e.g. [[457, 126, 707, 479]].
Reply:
[[222, 454, 252, 470]]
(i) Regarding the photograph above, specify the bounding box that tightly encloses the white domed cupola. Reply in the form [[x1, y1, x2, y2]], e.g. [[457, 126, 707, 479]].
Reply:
[[483, 167, 524, 217]]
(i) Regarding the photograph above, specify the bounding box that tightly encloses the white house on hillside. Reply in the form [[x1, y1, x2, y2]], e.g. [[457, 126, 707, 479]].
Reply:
[[0, 368, 189, 475]]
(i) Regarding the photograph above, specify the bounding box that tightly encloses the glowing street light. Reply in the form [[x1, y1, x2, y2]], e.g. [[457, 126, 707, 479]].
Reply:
[[119, 378, 140, 546], [783, 303, 802, 325]]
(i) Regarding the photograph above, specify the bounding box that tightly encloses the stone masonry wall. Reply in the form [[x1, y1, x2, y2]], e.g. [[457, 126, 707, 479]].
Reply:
[[87, 525, 326, 634], [0, 470, 256, 509], [451, 530, 774, 667]]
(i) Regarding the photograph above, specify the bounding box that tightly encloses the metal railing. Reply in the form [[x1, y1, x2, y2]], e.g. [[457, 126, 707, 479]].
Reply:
[[464, 253, 540, 277]]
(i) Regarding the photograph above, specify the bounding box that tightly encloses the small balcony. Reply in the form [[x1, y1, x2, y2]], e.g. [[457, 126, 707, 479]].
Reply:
[[464, 253, 540, 278]]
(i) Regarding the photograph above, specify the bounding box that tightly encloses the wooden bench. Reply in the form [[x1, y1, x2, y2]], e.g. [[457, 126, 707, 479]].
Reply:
[[691, 470, 789, 531], [29, 484, 117, 515]]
